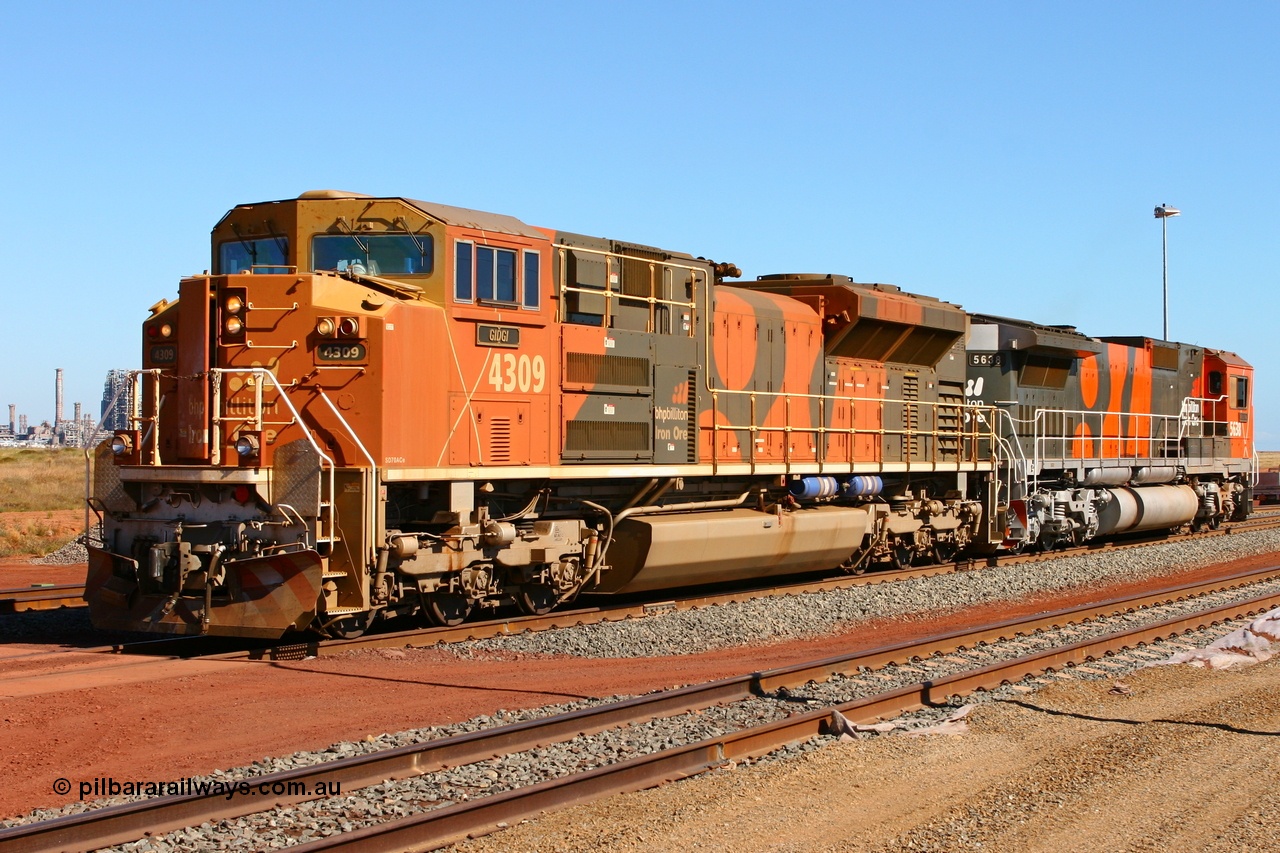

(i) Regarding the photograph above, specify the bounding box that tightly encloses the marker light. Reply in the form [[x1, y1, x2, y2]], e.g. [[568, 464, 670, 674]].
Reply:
[[110, 433, 134, 456], [159, 323, 173, 338], [316, 318, 336, 337], [338, 317, 359, 337]]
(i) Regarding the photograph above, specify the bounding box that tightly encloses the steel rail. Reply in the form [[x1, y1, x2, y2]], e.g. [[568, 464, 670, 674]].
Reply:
[[0, 584, 85, 613], [222, 514, 1280, 660], [278, 585, 1280, 852], [4, 565, 1280, 853], [157, 563, 964, 661]]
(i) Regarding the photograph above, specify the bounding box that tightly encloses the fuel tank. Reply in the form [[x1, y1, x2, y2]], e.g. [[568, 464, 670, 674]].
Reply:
[[597, 506, 869, 594], [1096, 485, 1198, 535]]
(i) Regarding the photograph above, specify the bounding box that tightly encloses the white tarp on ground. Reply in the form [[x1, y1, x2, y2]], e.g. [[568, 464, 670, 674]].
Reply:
[[830, 704, 975, 740], [1153, 606, 1280, 670]]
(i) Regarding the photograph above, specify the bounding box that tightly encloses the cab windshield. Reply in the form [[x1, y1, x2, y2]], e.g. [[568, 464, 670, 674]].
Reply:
[[312, 234, 434, 276], [219, 238, 289, 273]]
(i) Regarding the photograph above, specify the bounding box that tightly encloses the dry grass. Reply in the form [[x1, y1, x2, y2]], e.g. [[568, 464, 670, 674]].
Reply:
[[1258, 451, 1280, 472], [0, 516, 64, 559], [0, 447, 84, 512], [0, 448, 84, 558]]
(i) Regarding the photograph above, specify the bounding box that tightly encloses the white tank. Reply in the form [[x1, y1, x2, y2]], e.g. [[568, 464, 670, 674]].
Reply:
[[1083, 468, 1131, 486], [1096, 485, 1198, 535], [1132, 466, 1178, 484]]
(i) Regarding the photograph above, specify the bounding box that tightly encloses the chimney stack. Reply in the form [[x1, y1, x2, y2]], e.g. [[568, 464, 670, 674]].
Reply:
[[7, 404, 13, 435], [55, 368, 64, 426], [74, 402, 82, 423]]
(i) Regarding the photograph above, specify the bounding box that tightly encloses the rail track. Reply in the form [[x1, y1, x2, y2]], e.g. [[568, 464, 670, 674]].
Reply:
[[4, 563, 1279, 853], [3, 510, 1277, 671], [0, 584, 84, 614], [193, 511, 1280, 662], [5, 506, 1280, 622]]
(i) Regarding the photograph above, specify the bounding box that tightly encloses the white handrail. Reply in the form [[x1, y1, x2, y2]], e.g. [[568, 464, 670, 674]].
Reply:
[[314, 389, 379, 565], [210, 367, 337, 552]]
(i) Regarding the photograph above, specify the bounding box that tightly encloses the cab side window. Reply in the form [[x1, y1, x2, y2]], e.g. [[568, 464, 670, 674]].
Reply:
[[1208, 371, 1223, 397], [1234, 376, 1249, 409], [455, 239, 540, 309]]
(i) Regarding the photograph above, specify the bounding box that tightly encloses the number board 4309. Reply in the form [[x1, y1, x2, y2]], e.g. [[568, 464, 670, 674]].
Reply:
[[317, 342, 367, 362]]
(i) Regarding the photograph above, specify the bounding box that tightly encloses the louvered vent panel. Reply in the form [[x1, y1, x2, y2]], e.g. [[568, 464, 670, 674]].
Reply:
[[686, 371, 698, 462], [621, 255, 653, 296], [565, 352, 650, 387], [489, 417, 512, 463], [902, 375, 920, 459], [565, 421, 649, 452]]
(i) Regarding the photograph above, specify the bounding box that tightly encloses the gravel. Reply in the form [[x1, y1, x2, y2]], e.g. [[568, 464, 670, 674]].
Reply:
[[35, 600, 1265, 851], [30, 533, 89, 565], [5, 528, 1279, 850], [452, 529, 1280, 659]]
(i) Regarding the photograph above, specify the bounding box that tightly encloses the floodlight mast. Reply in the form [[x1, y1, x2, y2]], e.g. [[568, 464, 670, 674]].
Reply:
[[1154, 204, 1181, 340]]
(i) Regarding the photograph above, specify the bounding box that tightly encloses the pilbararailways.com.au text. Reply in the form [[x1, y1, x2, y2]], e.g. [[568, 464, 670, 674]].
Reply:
[[55, 777, 342, 801]]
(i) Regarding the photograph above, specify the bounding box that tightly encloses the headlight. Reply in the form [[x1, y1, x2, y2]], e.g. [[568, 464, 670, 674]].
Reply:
[[235, 434, 260, 458], [225, 295, 243, 315], [110, 433, 134, 455], [225, 317, 243, 335]]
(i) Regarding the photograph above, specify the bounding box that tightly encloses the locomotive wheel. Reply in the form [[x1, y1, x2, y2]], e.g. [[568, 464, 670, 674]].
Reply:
[[515, 583, 558, 616], [932, 540, 958, 564], [425, 592, 473, 627], [888, 541, 913, 570], [324, 611, 372, 639]]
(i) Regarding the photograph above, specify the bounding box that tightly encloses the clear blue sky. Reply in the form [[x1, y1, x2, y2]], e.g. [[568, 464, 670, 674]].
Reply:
[[2, 3, 1277, 443]]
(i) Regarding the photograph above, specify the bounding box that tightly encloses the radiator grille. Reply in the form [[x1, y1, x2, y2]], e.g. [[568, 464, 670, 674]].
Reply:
[[566, 352, 650, 387], [565, 421, 649, 452]]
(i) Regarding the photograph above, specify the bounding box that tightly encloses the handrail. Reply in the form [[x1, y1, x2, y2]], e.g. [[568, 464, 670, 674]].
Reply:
[[552, 242, 705, 336], [314, 389, 379, 565], [1015, 395, 1250, 485], [705, 393, 998, 470], [992, 407, 1028, 499], [210, 367, 337, 552]]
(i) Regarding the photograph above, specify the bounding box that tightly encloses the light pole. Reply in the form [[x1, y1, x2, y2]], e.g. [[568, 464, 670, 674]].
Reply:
[[1154, 204, 1181, 340]]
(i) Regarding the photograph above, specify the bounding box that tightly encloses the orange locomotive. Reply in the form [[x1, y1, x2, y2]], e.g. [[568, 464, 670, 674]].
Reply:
[[86, 191, 1001, 637], [965, 316, 1253, 550]]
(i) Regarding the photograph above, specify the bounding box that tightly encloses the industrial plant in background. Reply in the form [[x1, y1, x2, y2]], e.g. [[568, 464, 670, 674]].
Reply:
[[0, 368, 130, 447]]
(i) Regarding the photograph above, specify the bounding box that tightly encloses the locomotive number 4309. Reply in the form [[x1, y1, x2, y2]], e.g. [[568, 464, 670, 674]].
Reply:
[[488, 353, 546, 393]]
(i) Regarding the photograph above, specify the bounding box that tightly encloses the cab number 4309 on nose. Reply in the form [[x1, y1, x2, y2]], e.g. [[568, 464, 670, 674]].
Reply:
[[489, 353, 546, 393]]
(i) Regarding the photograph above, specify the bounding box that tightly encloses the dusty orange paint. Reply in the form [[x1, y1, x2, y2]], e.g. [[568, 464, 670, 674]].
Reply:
[[1125, 347, 1153, 457], [1072, 421, 1096, 459], [712, 290, 758, 392], [1079, 356, 1099, 410], [1101, 343, 1129, 457]]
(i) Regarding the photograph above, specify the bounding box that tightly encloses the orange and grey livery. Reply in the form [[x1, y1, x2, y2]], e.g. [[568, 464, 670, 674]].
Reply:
[[966, 316, 1252, 549], [84, 192, 1253, 638]]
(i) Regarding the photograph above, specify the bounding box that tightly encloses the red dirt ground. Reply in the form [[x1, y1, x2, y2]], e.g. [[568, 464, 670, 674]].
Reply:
[[1, 548, 1277, 820]]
